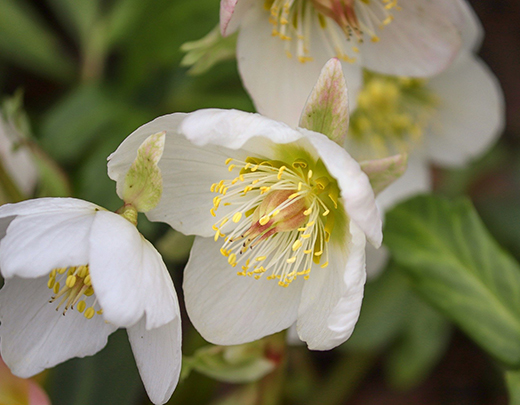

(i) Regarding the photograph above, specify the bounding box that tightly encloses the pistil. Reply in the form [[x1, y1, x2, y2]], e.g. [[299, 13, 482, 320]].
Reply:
[[210, 154, 342, 287]]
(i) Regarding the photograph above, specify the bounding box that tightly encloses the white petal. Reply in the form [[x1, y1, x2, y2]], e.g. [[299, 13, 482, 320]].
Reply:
[[360, 0, 461, 77], [0, 276, 116, 378], [183, 236, 303, 345], [435, 0, 483, 52], [302, 129, 382, 247], [0, 197, 99, 219], [236, 4, 362, 127], [220, 0, 255, 36], [127, 316, 181, 405], [296, 222, 366, 350], [375, 155, 431, 212], [107, 113, 187, 201], [88, 211, 178, 329], [425, 53, 505, 167], [0, 202, 98, 279]]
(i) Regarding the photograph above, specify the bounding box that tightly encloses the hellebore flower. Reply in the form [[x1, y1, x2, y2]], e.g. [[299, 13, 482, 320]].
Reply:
[[220, 0, 462, 125], [343, 0, 504, 275], [0, 133, 181, 405], [345, 0, 504, 211], [108, 102, 383, 350]]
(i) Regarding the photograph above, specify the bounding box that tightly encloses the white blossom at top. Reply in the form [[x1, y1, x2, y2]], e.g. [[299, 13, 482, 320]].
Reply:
[[220, 0, 463, 126]]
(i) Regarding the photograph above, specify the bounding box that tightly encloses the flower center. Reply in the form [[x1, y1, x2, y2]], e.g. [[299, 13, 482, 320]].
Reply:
[[264, 0, 400, 63], [348, 70, 439, 160], [211, 154, 344, 287], [47, 265, 102, 319]]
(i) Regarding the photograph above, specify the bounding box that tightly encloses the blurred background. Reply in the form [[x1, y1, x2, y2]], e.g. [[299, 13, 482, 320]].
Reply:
[[0, 0, 519, 404]]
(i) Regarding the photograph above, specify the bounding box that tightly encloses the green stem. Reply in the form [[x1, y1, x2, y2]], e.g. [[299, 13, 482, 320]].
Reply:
[[307, 351, 377, 405], [256, 333, 287, 405], [0, 156, 25, 202]]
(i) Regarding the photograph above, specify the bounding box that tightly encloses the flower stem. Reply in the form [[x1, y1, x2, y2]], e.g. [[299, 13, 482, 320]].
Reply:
[[307, 351, 377, 405]]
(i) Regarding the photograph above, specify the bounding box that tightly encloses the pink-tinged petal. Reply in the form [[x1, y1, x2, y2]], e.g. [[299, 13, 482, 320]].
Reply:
[[220, 0, 255, 36], [300, 58, 349, 144], [0, 202, 97, 279], [127, 316, 181, 405], [183, 236, 303, 345], [89, 211, 178, 329], [236, 3, 362, 127], [361, 0, 461, 77], [302, 129, 382, 247], [376, 155, 431, 212], [0, 276, 116, 378], [28, 380, 51, 405], [297, 222, 366, 350], [425, 53, 504, 167]]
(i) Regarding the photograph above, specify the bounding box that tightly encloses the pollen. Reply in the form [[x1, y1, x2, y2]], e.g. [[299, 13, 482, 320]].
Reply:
[[266, 0, 399, 65], [210, 152, 345, 287], [47, 264, 101, 320], [349, 70, 439, 160]]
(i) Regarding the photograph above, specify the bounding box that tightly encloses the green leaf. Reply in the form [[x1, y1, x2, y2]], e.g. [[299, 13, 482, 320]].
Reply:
[[344, 263, 412, 352], [46, 0, 99, 43], [506, 369, 520, 405], [385, 294, 451, 390], [39, 85, 128, 163], [0, 0, 74, 81], [384, 195, 520, 367]]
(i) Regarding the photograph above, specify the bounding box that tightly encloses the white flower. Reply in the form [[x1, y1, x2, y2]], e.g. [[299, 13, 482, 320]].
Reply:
[[0, 198, 181, 405], [220, 0, 462, 126], [108, 108, 382, 350], [345, 0, 505, 276], [345, 0, 504, 212]]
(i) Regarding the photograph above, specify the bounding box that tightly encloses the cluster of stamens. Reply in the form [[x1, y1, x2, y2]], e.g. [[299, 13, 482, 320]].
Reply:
[[265, 0, 399, 63], [210, 155, 341, 287], [348, 71, 439, 159], [47, 265, 102, 319]]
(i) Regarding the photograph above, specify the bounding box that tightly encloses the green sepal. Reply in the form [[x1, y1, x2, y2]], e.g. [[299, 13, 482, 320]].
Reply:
[[180, 25, 238, 76], [122, 131, 165, 212], [299, 58, 349, 145], [182, 342, 276, 384]]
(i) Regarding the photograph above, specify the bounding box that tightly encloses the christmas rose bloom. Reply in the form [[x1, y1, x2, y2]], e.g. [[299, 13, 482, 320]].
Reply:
[[343, 0, 504, 274], [345, 0, 504, 211], [108, 107, 382, 350], [0, 134, 181, 405], [220, 0, 462, 125]]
